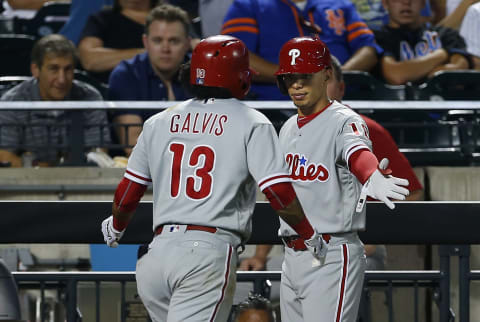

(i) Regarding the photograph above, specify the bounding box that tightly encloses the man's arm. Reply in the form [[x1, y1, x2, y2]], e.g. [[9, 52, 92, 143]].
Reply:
[[249, 52, 278, 83], [381, 49, 449, 84], [342, 46, 378, 72], [6, 0, 49, 10], [239, 244, 273, 270], [0, 150, 21, 167], [78, 37, 145, 72], [436, 0, 479, 29], [427, 53, 470, 77]]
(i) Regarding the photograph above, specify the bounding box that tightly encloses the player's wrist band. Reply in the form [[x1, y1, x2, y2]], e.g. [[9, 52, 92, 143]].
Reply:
[[291, 216, 315, 240]]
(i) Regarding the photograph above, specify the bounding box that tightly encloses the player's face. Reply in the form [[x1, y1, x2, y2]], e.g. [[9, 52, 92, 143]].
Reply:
[[284, 69, 330, 114], [143, 20, 190, 77], [383, 0, 425, 28], [31, 54, 74, 101]]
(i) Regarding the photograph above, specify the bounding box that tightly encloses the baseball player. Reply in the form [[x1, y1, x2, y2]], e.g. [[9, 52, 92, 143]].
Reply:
[[101, 35, 327, 322], [274, 36, 410, 322]]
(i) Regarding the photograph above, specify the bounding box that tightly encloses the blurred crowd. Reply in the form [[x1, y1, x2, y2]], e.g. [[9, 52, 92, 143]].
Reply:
[[0, 0, 478, 167]]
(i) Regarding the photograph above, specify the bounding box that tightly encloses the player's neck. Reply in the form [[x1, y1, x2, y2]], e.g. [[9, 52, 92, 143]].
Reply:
[[298, 98, 331, 117]]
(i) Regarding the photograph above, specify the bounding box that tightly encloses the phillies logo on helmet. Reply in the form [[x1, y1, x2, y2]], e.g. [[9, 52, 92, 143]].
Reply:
[[286, 153, 329, 182], [289, 49, 301, 65], [196, 68, 206, 85]]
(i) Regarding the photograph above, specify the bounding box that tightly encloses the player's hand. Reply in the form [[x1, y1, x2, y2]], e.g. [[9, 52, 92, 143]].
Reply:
[[101, 215, 124, 248], [364, 158, 410, 210], [304, 229, 328, 259], [238, 256, 267, 271]]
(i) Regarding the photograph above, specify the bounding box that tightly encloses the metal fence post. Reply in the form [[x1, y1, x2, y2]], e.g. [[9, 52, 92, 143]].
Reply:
[[68, 110, 85, 165], [66, 279, 78, 322], [438, 246, 451, 322], [458, 245, 470, 322]]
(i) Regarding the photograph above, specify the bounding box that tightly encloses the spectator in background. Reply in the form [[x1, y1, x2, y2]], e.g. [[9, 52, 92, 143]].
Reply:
[[198, 0, 233, 37], [0, 34, 110, 167], [108, 4, 192, 156], [221, 0, 381, 100], [78, 0, 158, 84], [59, 0, 113, 45], [459, 2, 480, 68], [375, 0, 470, 85], [232, 293, 276, 322], [350, 0, 432, 30], [1, 0, 70, 19]]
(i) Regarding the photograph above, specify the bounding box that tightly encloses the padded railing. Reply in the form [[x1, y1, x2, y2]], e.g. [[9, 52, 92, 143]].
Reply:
[[0, 101, 479, 166]]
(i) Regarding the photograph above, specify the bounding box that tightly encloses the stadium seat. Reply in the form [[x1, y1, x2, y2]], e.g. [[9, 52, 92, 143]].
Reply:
[[13, 1, 71, 40], [0, 76, 30, 96], [343, 70, 406, 100], [413, 70, 480, 100], [74, 69, 108, 99], [0, 34, 35, 77]]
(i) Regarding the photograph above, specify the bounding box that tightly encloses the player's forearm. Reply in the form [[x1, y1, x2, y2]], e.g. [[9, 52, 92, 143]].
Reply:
[[342, 46, 378, 72], [112, 203, 135, 231], [79, 46, 145, 72], [249, 52, 278, 83], [111, 177, 148, 231], [382, 49, 449, 84]]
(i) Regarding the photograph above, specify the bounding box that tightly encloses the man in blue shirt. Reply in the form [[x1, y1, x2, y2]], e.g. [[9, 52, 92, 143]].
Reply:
[[108, 4, 192, 155], [221, 0, 382, 100]]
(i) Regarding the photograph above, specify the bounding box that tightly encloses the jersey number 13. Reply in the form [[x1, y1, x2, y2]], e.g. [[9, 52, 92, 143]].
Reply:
[[169, 142, 215, 200]]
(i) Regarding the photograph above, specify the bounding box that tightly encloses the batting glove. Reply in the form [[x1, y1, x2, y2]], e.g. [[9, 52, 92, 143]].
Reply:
[[304, 229, 328, 259], [101, 215, 124, 248], [357, 158, 409, 211]]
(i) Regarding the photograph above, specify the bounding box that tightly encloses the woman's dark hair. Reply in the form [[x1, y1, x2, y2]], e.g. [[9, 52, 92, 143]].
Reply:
[[113, 0, 159, 12], [179, 62, 234, 99]]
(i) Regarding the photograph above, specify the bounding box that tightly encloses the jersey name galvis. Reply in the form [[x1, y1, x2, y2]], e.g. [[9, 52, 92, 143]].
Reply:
[[169, 112, 228, 136]]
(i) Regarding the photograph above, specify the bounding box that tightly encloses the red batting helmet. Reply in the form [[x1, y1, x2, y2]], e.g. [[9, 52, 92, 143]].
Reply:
[[190, 35, 253, 99], [275, 37, 331, 94]]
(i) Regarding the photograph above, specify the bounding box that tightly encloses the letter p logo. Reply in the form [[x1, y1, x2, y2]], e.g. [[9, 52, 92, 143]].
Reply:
[[289, 49, 301, 65]]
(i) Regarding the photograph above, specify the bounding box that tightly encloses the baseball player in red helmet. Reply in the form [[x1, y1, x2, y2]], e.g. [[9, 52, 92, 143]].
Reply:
[[274, 36, 410, 322], [101, 35, 327, 322]]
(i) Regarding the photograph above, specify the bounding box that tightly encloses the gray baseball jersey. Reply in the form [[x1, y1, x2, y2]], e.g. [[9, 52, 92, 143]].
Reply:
[[278, 101, 370, 322], [128, 98, 291, 322], [278, 100, 372, 236]]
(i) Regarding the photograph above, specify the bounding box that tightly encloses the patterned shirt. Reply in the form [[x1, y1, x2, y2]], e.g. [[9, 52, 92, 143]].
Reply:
[[0, 78, 111, 164]]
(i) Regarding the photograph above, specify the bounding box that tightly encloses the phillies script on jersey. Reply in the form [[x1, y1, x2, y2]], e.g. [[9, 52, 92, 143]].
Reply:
[[169, 112, 228, 136], [286, 153, 329, 182]]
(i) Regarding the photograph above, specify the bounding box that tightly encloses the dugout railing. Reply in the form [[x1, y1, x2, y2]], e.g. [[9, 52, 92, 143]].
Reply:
[[2, 201, 480, 322], [0, 101, 480, 167]]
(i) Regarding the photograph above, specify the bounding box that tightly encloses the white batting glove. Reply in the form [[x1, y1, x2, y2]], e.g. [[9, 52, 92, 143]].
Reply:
[[101, 215, 124, 248], [304, 229, 328, 259], [357, 158, 409, 211]]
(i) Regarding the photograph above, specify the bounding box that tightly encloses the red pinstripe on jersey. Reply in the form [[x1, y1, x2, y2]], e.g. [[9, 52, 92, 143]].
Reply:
[[335, 244, 349, 322], [209, 245, 233, 322]]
